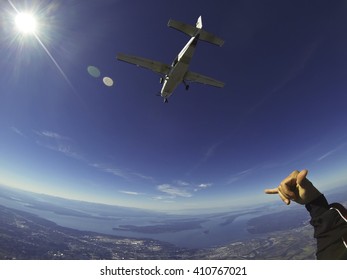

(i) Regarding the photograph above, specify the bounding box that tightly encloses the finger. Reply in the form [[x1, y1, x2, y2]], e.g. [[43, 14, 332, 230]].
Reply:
[[278, 189, 291, 205], [281, 170, 299, 188], [279, 182, 297, 200], [264, 188, 279, 194], [296, 169, 308, 187], [288, 170, 300, 178]]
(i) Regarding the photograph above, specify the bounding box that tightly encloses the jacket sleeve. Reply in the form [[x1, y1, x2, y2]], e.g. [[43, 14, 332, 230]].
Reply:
[[305, 194, 347, 259]]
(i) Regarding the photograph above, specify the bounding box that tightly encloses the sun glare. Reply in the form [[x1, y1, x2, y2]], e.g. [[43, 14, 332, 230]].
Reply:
[[8, 1, 77, 95], [15, 12, 37, 34]]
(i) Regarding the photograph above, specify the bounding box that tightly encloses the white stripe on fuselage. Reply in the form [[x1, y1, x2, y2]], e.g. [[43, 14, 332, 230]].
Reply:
[[161, 35, 199, 99]]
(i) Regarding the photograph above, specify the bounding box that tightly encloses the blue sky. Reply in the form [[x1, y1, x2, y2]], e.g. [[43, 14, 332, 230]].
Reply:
[[0, 0, 347, 212]]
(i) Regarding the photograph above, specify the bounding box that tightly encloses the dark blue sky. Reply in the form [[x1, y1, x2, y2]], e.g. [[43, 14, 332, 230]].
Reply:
[[0, 0, 346, 212]]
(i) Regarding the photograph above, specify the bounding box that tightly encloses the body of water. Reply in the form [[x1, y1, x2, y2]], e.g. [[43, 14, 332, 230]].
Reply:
[[0, 192, 265, 249]]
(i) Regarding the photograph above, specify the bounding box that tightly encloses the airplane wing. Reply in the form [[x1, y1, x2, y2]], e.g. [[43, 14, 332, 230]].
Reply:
[[184, 71, 225, 88], [117, 53, 171, 75]]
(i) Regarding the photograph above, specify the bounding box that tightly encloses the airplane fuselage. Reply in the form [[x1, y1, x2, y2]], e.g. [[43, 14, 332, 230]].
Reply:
[[160, 34, 199, 101], [116, 16, 224, 103]]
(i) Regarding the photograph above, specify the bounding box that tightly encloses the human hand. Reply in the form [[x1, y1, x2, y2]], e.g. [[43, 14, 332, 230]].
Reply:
[[264, 169, 322, 205]]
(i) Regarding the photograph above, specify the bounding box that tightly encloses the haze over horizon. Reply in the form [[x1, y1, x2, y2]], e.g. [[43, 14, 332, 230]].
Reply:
[[1, 0, 347, 212]]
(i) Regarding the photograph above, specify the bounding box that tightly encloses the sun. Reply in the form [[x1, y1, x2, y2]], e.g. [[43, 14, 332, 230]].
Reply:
[[15, 12, 38, 34]]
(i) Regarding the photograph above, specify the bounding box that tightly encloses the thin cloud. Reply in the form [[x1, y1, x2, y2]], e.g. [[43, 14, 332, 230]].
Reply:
[[34, 130, 70, 141], [104, 167, 129, 179], [194, 183, 212, 191], [90, 164, 154, 183], [131, 172, 155, 182], [152, 195, 166, 200], [52, 144, 83, 160], [194, 183, 212, 192], [227, 168, 253, 185], [33, 130, 154, 183], [34, 130, 84, 161], [119, 190, 142, 196], [203, 142, 222, 163], [317, 143, 347, 161], [246, 41, 319, 116], [317, 150, 336, 161], [34, 130, 129, 180], [152, 196, 175, 203], [89, 163, 129, 180], [198, 183, 211, 189], [11, 126, 25, 137], [175, 180, 190, 186], [188, 141, 223, 174], [157, 184, 192, 198], [156, 181, 211, 198], [38, 142, 84, 160]]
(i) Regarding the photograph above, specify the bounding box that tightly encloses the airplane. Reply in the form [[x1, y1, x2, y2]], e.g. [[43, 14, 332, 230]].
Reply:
[[117, 16, 225, 103]]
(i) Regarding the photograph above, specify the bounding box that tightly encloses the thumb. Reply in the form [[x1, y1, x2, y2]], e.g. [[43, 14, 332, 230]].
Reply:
[[296, 169, 308, 187]]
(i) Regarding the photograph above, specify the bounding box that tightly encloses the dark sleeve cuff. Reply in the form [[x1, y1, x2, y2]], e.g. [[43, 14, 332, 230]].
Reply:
[[305, 194, 329, 219]]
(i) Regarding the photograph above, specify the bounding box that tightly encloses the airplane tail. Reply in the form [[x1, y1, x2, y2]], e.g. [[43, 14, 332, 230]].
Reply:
[[196, 16, 203, 29], [167, 16, 224, 47]]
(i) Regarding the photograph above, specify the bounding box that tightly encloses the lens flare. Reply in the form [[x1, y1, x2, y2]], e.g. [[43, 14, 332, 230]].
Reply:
[[103, 77, 114, 87]]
